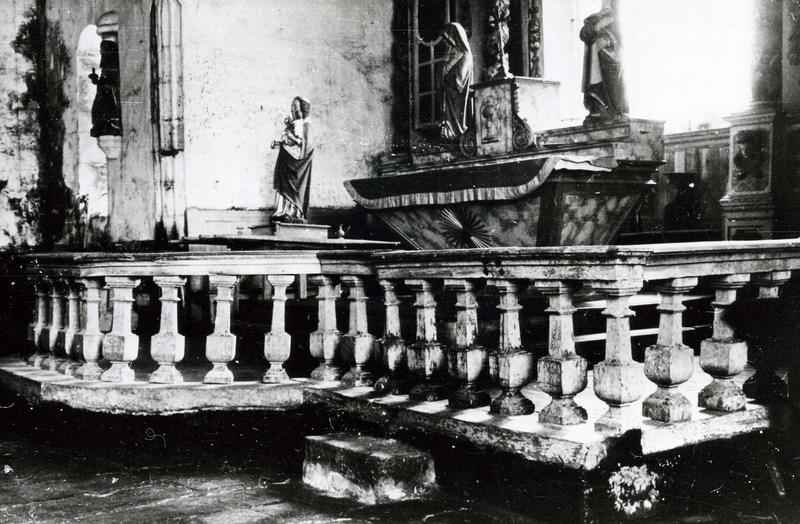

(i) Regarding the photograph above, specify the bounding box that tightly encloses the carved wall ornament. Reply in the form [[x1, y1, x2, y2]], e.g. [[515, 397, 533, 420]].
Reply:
[[732, 129, 769, 193], [528, 0, 542, 77], [752, 0, 782, 102], [789, 0, 800, 65], [480, 96, 500, 144], [438, 207, 493, 248], [486, 0, 511, 80]]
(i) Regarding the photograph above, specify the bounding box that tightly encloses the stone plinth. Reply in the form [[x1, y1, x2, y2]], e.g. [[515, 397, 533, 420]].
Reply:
[[303, 433, 436, 504], [720, 108, 780, 240]]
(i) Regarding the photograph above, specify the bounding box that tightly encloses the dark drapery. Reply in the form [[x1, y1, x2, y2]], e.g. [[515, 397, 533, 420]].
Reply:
[[273, 146, 314, 216]]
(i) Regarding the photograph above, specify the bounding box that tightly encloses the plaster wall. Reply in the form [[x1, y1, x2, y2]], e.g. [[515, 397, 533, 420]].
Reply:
[[180, 0, 394, 217], [0, 0, 39, 248]]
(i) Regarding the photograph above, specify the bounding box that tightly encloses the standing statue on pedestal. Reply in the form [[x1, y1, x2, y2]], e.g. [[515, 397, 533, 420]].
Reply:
[[579, 1, 628, 122], [88, 40, 122, 137], [271, 97, 313, 224], [440, 22, 473, 141]]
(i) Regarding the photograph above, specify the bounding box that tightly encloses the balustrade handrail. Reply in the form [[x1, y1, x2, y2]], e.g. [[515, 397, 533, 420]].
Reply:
[[17, 239, 800, 436]]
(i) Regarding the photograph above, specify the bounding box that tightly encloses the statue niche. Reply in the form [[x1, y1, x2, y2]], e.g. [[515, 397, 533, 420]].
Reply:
[[579, 1, 628, 122], [88, 39, 122, 137]]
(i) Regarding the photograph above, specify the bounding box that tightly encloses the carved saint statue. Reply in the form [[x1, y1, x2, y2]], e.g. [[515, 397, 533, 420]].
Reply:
[[88, 39, 122, 137], [579, 2, 628, 121], [440, 22, 473, 141], [270, 97, 313, 223]]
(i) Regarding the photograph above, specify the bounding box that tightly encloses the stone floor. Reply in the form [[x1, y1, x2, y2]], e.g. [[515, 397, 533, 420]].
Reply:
[[0, 387, 798, 523]]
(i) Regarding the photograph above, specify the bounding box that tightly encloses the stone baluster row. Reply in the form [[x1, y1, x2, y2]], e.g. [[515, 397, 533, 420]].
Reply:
[[22, 273, 307, 386], [27, 278, 50, 367], [21, 268, 790, 427]]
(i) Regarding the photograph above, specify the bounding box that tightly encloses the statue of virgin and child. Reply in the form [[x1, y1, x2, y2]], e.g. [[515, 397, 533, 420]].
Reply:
[[270, 96, 313, 224]]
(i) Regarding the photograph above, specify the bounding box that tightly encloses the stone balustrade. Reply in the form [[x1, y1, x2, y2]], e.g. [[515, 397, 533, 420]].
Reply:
[[18, 240, 800, 435]]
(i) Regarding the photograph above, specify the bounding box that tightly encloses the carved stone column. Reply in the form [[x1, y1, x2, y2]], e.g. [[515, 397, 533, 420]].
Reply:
[[446, 279, 490, 409], [593, 280, 645, 433], [204, 275, 238, 384], [699, 274, 750, 412], [58, 280, 82, 375], [309, 275, 342, 381], [642, 277, 698, 422], [489, 279, 534, 416], [150, 276, 186, 384], [340, 276, 376, 387], [76, 278, 105, 380], [27, 278, 50, 367], [101, 277, 140, 383], [486, 0, 511, 80], [263, 275, 294, 383], [535, 281, 587, 425], [374, 279, 411, 395], [44, 279, 67, 371], [743, 270, 791, 402], [407, 279, 448, 401]]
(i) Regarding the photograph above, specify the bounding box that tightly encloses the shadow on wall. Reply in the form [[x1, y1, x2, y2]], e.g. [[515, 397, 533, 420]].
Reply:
[[10, 0, 92, 250]]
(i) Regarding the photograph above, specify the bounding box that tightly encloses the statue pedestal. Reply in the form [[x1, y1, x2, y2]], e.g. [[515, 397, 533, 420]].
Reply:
[[720, 107, 781, 240], [538, 117, 665, 166], [250, 222, 330, 241]]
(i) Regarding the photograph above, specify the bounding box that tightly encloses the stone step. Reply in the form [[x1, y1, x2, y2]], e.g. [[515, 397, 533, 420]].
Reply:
[[302, 433, 436, 504]]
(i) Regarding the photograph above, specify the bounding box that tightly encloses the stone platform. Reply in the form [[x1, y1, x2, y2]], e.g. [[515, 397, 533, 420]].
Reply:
[[0, 357, 776, 471], [303, 433, 435, 504]]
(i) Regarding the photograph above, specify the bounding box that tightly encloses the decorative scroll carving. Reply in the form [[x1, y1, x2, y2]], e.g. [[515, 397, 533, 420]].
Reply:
[[527, 0, 542, 78], [511, 80, 536, 150], [486, 0, 511, 80]]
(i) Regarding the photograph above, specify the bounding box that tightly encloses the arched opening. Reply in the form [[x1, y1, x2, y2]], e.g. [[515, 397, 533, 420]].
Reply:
[[76, 24, 108, 245]]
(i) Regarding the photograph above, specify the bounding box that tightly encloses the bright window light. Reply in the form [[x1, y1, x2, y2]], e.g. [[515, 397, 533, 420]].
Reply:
[[620, 0, 754, 133]]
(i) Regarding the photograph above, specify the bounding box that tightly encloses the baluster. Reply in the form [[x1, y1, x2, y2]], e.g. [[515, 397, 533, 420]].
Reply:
[[101, 277, 140, 383], [309, 275, 342, 381], [407, 279, 448, 401], [743, 271, 791, 402], [44, 279, 67, 371], [535, 281, 588, 425], [263, 274, 294, 383], [699, 274, 750, 411], [489, 279, 534, 415], [204, 275, 238, 384], [27, 278, 50, 367], [76, 278, 105, 380], [150, 276, 186, 384], [374, 279, 411, 395], [58, 279, 82, 375], [593, 280, 645, 433], [446, 279, 490, 409], [642, 278, 698, 422], [340, 276, 376, 387]]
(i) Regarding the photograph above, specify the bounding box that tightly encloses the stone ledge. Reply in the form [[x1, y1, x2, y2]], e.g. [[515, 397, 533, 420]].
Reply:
[[0, 359, 305, 415], [0, 358, 778, 471]]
